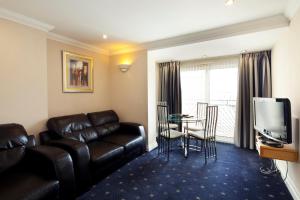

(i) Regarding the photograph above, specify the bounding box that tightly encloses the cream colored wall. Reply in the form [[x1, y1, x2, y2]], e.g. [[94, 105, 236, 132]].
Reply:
[[0, 19, 111, 136], [47, 39, 111, 117], [109, 50, 148, 142], [0, 19, 48, 136], [272, 9, 300, 199]]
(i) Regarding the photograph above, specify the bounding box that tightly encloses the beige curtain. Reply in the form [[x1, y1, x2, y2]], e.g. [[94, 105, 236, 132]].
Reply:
[[234, 50, 272, 149]]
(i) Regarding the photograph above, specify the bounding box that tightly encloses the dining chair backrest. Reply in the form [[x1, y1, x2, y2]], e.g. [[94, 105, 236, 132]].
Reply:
[[157, 103, 170, 138], [157, 101, 167, 106], [196, 102, 208, 125], [204, 106, 218, 139]]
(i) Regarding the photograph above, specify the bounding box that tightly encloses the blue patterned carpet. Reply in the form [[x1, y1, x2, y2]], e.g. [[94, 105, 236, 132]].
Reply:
[[78, 143, 292, 200]]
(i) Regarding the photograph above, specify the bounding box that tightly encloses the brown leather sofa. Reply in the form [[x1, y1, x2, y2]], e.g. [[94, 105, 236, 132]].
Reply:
[[40, 110, 146, 194], [0, 123, 76, 200]]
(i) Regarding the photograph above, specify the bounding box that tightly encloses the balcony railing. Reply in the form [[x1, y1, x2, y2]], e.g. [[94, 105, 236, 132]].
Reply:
[[182, 99, 236, 138]]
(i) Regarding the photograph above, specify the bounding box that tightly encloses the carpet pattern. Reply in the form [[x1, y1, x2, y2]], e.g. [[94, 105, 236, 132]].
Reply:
[[78, 143, 292, 200]]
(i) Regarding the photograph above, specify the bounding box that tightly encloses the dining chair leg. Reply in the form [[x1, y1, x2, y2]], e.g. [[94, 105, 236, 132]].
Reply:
[[210, 139, 212, 157], [204, 139, 207, 164], [156, 137, 159, 157], [167, 139, 170, 161], [214, 141, 217, 160], [186, 135, 190, 158], [183, 135, 186, 154], [200, 139, 203, 152]]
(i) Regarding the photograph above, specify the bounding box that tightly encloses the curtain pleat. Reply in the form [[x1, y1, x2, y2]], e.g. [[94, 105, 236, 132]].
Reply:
[[159, 61, 182, 115], [234, 50, 272, 149]]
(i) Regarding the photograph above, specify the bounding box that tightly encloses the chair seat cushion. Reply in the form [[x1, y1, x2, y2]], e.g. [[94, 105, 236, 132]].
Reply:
[[161, 130, 184, 139], [189, 130, 213, 139], [160, 123, 178, 130], [102, 132, 144, 152], [0, 172, 59, 200], [169, 123, 178, 129], [184, 124, 205, 131], [88, 141, 124, 165]]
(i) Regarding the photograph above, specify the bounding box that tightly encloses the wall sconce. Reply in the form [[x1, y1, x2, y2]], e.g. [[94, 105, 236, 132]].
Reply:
[[118, 64, 131, 72]]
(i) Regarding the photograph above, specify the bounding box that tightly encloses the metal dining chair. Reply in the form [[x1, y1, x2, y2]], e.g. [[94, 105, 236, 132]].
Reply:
[[157, 101, 178, 130], [184, 102, 208, 132], [186, 105, 218, 164], [157, 104, 185, 161]]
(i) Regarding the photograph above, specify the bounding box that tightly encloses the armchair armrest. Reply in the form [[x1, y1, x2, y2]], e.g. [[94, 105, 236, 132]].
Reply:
[[47, 138, 91, 192], [26, 146, 76, 200], [26, 135, 36, 147], [120, 122, 146, 150]]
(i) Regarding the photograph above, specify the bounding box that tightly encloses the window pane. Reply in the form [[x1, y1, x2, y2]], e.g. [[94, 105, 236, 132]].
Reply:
[[181, 68, 206, 117], [210, 67, 238, 138], [181, 58, 238, 141]]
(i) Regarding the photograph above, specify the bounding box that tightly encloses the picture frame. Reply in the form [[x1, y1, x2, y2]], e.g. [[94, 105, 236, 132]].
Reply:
[[62, 51, 94, 93]]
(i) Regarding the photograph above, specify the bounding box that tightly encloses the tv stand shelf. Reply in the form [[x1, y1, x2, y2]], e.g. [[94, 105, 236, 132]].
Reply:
[[256, 136, 298, 162]]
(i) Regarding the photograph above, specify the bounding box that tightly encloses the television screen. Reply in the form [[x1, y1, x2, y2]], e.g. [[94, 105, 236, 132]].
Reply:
[[253, 98, 292, 144]]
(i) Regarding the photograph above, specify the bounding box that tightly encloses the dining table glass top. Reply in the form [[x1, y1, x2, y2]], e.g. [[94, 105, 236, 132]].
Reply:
[[168, 114, 205, 123]]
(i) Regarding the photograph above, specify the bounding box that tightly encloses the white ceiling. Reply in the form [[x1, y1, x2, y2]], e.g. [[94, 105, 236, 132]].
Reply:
[[0, 0, 299, 54]]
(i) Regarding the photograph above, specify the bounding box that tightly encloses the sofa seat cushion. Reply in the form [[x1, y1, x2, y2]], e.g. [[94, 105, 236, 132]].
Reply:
[[102, 132, 144, 152], [0, 172, 59, 200], [88, 141, 124, 166]]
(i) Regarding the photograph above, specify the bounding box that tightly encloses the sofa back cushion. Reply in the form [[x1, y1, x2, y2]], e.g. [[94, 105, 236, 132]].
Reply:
[[87, 110, 120, 138], [0, 124, 28, 174], [47, 114, 98, 143]]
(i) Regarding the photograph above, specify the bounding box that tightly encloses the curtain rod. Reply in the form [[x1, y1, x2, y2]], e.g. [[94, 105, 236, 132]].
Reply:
[[156, 49, 271, 64], [241, 49, 272, 55], [181, 54, 239, 64], [157, 60, 180, 64], [156, 54, 239, 64]]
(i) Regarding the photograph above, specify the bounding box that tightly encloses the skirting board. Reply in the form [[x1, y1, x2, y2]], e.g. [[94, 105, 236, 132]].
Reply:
[[147, 142, 158, 152], [285, 174, 300, 200], [277, 163, 300, 200]]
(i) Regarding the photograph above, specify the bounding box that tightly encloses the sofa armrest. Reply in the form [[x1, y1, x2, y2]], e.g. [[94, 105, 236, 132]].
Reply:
[[26, 146, 76, 200], [47, 138, 91, 192], [40, 130, 60, 145], [120, 122, 145, 138], [120, 122, 146, 150]]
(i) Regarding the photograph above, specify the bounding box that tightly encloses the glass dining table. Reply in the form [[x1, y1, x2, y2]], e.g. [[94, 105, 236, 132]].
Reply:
[[168, 114, 206, 157]]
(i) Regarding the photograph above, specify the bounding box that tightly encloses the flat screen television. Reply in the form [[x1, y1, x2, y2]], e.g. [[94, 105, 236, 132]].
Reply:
[[253, 97, 292, 144]]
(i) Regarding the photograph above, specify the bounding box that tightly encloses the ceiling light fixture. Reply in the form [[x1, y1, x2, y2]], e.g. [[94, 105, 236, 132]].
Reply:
[[225, 0, 236, 6], [102, 34, 108, 39]]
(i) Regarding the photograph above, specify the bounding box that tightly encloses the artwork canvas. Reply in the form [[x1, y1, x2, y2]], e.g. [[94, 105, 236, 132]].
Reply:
[[62, 51, 94, 93]]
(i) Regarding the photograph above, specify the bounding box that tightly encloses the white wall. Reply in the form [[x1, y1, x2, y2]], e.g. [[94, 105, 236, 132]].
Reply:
[[272, 8, 300, 200]]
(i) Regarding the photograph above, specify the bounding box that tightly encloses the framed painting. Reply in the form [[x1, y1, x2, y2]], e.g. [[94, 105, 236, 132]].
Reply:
[[62, 51, 94, 93]]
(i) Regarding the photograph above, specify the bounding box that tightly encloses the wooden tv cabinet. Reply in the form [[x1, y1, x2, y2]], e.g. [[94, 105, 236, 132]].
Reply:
[[256, 135, 298, 162]]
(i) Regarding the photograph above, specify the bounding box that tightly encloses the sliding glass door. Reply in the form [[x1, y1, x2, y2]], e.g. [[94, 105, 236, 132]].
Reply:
[[181, 57, 238, 142]]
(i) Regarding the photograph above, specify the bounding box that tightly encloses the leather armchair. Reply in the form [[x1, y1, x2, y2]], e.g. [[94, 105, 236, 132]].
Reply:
[[0, 123, 76, 200], [40, 133, 91, 193]]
